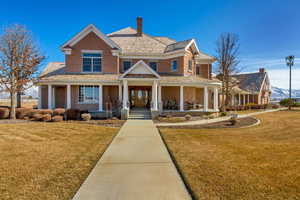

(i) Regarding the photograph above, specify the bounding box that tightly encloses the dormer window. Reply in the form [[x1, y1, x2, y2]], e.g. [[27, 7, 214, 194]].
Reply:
[[171, 60, 178, 72], [82, 52, 102, 72]]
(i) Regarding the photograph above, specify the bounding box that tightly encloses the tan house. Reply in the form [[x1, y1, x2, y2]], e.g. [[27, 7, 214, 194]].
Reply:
[[225, 68, 271, 106], [37, 17, 221, 119]]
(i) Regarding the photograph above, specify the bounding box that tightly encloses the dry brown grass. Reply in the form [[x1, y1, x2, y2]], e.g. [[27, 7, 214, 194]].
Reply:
[[0, 99, 38, 108], [0, 122, 118, 200], [160, 110, 300, 200]]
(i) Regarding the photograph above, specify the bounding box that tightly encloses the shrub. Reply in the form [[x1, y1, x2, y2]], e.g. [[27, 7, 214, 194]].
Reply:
[[166, 114, 172, 118], [51, 115, 63, 122], [41, 114, 52, 122], [16, 108, 32, 119], [81, 113, 91, 121], [111, 117, 119, 120], [32, 113, 43, 121], [272, 104, 280, 109], [38, 109, 53, 115], [229, 115, 238, 126], [220, 112, 227, 117], [0, 107, 9, 119], [184, 114, 192, 121], [53, 108, 65, 116], [66, 109, 81, 120]]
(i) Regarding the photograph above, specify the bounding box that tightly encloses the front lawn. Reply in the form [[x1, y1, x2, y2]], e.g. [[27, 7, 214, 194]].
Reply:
[[160, 110, 300, 200], [0, 122, 118, 200]]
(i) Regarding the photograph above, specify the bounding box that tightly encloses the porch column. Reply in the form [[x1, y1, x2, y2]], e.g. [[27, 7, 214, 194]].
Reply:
[[38, 86, 42, 109], [213, 87, 219, 111], [243, 94, 246, 105], [118, 83, 122, 102], [66, 84, 71, 109], [180, 86, 184, 111], [123, 80, 128, 109], [158, 85, 162, 111], [238, 93, 241, 105], [204, 86, 208, 112], [48, 84, 52, 109], [248, 94, 250, 104], [152, 80, 158, 110], [231, 94, 235, 106], [99, 84, 103, 111]]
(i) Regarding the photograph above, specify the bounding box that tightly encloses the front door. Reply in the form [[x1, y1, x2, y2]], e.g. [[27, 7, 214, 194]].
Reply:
[[129, 87, 151, 108]]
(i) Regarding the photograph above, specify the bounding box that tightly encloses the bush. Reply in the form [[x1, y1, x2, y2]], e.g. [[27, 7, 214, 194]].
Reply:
[[66, 109, 81, 120], [32, 113, 43, 121], [220, 112, 227, 117], [41, 114, 52, 122], [16, 108, 32, 119], [0, 107, 9, 119], [53, 108, 65, 116], [272, 104, 280, 109], [38, 109, 53, 115], [184, 114, 192, 121], [229, 115, 238, 126], [81, 113, 91, 121], [51, 115, 63, 122], [166, 114, 172, 119]]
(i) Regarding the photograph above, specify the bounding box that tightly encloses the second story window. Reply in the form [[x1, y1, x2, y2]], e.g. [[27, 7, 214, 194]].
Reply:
[[82, 52, 102, 72], [123, 61, 131, 72], [171, 60, 178, 72], [149, 62, 157, 71], [188, 60, 193, 71]]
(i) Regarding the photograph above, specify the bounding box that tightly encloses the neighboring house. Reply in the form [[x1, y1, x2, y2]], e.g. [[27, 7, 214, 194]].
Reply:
[[37, 17, 221, 119], [224, 68, 271, 106]]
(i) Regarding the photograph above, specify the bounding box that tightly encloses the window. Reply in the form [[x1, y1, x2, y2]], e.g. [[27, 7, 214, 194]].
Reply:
[[78, 85, 99, 103], [171, 60, 178, 71], [149, 61, 157, 71], [123, 61, 131, 72], [188, 60, 193, 71], [82, 52, 102, 72], [196, 64, 201, 75]]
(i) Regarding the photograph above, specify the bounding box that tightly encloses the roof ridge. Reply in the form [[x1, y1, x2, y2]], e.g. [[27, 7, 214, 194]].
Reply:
[[107, 26, 135, 36]]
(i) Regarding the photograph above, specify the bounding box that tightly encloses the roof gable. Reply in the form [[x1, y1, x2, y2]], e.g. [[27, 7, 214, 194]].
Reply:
[[120, 60, 160, 79], [61, 24, 120, 50], [233, 72, 267, 92]]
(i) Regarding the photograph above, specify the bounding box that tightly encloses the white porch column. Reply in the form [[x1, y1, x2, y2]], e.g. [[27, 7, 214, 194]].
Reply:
[[152, 80, 158, 110], [48, 84, 52, 109], [123, 80, 128, 109], [243, 94, 246, 105], [180, 86, 184, 111], [204, 86, 208, 112], [248, 94, 250, 104], [158, 85, 162, 110], [118, 83, 122, 102], [213, 87, 219, 111], [99, 85, 103, 111], [238, 94, 241, 105], [231, 94, 235, 106], [38, 86, 42, 109], [66, 84, 71, 109]]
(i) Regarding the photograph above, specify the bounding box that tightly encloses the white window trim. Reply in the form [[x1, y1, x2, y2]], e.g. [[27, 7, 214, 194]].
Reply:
[[122, 60, 132, 72], [188, 59, 193, 72], [78, 85, 99, 104], [81, 50, 103, 73], [171, 59, 178, 72]]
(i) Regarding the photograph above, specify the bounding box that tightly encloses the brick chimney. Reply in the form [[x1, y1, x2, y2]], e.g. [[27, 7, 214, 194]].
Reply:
[[259, 68, 265, 73], [136, 17, 143, 36]]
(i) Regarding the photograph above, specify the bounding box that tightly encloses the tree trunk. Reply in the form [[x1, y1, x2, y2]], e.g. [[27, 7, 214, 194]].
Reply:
[[10, 91, 17, 120], [17, 92, 21, 108]]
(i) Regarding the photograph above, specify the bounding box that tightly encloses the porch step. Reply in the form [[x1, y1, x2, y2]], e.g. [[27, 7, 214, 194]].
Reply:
[[129, 110, 152, 120]]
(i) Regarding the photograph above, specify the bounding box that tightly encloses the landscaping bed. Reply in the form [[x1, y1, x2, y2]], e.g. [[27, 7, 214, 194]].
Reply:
[[0, 122, 119, 200], [160, 110, 300, 199], [159, 116, 258, 129]]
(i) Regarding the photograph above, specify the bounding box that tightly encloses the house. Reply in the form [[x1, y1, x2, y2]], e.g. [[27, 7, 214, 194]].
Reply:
[[37, 17, 221, 119], [224, 68, 271, 106]]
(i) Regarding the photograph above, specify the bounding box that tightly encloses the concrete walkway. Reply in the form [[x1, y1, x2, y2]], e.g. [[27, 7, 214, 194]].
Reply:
[[157, 108, 287, 127], [73, 120, 191, 200]]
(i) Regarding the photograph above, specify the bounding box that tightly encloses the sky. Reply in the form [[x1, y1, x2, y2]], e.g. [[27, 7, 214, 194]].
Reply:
[[1, 0, 300, 89]]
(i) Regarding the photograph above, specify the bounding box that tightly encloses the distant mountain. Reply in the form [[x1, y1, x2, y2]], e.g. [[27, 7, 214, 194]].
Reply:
[[271, 86, 300, 99]]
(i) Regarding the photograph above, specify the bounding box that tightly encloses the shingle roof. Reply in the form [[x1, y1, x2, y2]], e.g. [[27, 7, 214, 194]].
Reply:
[[153, 37, 176, 45], [232, 72, 267, 92]]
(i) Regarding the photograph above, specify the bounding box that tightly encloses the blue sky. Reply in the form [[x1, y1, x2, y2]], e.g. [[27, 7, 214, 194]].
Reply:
[[1, 0, 300, 88]]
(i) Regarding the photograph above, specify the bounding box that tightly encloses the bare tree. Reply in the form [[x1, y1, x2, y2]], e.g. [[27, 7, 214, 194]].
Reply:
[[215, 33, 240, 110], [0, 24, 44, 119]]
